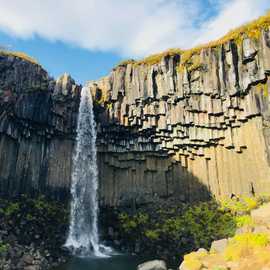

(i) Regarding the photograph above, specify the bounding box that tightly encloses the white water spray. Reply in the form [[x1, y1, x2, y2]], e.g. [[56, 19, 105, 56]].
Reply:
[[65, 86, 110, 257]]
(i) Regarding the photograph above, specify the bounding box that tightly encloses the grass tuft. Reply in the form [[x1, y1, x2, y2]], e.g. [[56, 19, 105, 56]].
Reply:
[[0, 50, 39, 65], [115, 10, 270, 70]]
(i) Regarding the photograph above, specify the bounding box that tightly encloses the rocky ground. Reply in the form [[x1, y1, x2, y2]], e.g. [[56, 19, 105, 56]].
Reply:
[[0, 244, 55, 270], [179, 198, 270, 270], [134, 196, 270, 270], [0, 195, 69, 270]]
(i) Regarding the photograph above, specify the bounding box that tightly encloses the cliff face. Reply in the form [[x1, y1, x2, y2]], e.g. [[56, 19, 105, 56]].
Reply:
[[90, 27, 270, 206], [0, 55, 80, 198], [1, 25, 270, 207]]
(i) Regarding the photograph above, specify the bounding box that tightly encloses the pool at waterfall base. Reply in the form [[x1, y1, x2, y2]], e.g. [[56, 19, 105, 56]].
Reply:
[[53, 255, 146, 270]]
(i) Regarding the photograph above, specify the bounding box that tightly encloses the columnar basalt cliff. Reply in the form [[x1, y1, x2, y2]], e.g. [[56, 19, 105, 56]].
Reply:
[[1, 22, 270, 207], [90, 26, 270, 206], [0, 56, 80, 198]]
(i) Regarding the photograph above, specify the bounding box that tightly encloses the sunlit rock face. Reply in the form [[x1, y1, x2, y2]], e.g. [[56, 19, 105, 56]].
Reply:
[[91, 27, 270, 206], [1, 27, 270, 207]]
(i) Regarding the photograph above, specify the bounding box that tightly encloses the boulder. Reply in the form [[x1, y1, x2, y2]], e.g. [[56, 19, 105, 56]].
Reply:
[[179, 261, 202, 270], [22, 254, 34, 265], [210, 238, 228, 254], [137, 260, 167, 270], [24, 266, 40, 270], [261, 267, 270, 270], [251, 203, 270, 224], [252, 225, 270, 234]]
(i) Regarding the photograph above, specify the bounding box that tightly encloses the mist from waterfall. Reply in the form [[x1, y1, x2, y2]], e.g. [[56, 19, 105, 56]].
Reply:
[[65, 86, 110, 257]]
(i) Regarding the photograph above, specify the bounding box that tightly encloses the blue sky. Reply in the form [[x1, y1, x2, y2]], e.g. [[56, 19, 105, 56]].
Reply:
[[0, 32, 122, 84], [0, 0, 269, 84]]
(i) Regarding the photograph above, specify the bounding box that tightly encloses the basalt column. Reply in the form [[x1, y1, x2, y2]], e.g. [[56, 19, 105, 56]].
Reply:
[[90, 27, 270, 206]]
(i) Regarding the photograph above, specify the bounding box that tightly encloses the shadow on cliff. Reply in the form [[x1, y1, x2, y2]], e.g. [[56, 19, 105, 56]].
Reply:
[[0, 91, 212, 206], [98, 154, 213, 210], [94, 102, 213, 209]]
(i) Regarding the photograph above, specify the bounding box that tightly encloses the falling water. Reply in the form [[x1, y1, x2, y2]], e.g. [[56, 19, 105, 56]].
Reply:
[[65, 86, 110, 257]]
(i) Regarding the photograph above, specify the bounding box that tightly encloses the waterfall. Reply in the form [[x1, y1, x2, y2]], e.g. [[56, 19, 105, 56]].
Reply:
[[65, 86, 110, 257]]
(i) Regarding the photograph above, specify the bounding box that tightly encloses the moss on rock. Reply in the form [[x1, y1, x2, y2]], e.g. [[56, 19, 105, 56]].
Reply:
[[0, 50, 38, 65]]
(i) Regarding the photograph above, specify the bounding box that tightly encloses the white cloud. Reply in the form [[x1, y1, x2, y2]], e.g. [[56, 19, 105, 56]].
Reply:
[[195, 0, 270, 46], [0, 0, 269, 58]]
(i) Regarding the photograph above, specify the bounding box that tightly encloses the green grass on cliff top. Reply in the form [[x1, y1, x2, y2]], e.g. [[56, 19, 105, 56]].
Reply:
[[117, 10, 270, 68], [0, 50, 39, 65]]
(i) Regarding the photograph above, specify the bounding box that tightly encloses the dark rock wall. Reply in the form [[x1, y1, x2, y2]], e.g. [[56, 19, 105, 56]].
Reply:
[[0, 57, 80, 199]]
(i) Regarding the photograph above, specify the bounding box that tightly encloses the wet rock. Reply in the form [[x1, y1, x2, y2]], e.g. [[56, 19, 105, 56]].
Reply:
[[137, 260, 167, 270], [24, 266, 40, 270], [22, 254, 34, 265]]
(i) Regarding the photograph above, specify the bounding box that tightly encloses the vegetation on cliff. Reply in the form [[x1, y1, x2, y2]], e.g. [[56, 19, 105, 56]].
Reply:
[[0, 49, 38, 65], [134, 48, 183, 66], [116, 10, 270, 69], [178, 9, 270, 71]]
